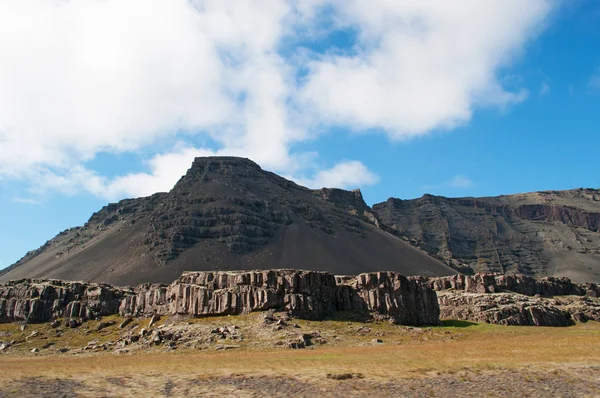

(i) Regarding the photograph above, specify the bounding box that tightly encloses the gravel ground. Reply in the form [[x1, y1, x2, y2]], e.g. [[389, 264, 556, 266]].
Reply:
[[1, 367, 599, 397]]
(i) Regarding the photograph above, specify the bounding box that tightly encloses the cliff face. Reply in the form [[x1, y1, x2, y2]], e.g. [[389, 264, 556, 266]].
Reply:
[[430, 273, 600, 326], [0, 279, 132, 323], [373, 189, 600, 283], [0, 270, 442, 326], [0, 157, 454, 285]]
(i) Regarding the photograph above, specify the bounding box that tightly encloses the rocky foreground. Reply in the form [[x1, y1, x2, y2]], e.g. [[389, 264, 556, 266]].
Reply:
[[1, 270, 600, 332]]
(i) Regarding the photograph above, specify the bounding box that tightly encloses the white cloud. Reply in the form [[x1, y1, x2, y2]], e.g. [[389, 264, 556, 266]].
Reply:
[[12, 197, 43, 205], [540, 82, 551, 96], [290, 160, 379, 190], [449, 175, 473, 189], [301, 0, 551, 137], [0, 0, 556, 201]]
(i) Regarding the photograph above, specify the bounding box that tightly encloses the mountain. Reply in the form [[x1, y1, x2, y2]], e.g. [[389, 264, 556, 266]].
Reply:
[[0, 157, 455, 285], [372, 189, 600, 283]]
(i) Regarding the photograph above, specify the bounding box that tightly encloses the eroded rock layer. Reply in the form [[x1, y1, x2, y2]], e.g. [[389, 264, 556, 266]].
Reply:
[[373, 189, 600, 282], [0, 279, 131, 323], [430, 273, 600, 326], [437, 291, 600, 326], [0, 270, 440, 326], [429, 273, 599, 297]]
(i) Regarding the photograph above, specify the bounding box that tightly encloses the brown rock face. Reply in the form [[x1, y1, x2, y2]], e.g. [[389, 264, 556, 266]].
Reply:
[[164, 270, 338, 320], [336, 272, 440, 325], [0, 279, 130, 323], [437, 291, 600, 326], [373, 189, 600, 282], [1, 270, 442, 326], [430, 273, 600, 326], [428, 273, 593, 297]]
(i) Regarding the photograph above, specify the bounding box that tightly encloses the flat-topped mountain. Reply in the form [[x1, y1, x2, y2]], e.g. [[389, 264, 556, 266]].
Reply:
[[0, 157, 455, 285], [373, 189, 600, 283]]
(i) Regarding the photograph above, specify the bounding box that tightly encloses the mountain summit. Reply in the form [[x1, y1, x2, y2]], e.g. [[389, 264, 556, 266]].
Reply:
[[0, 157, 455, 285]]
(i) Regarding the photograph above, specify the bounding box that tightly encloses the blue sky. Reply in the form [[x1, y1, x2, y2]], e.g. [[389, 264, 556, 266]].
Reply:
[[0, 0, 599, 270]]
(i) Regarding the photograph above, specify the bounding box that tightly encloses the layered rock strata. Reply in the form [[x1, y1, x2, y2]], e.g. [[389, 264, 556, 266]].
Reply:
[[429, 273, 599, 297], [430, 273, 600, 326], [437, 291, 600, 326], [0, 270, 440, 326]]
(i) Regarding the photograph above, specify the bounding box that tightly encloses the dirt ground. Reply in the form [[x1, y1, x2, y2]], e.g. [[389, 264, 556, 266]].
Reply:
[[0, 315, 599, 397]]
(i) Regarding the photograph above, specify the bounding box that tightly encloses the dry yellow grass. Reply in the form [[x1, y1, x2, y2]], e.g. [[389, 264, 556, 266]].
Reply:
[[0, 319, 598, 381]]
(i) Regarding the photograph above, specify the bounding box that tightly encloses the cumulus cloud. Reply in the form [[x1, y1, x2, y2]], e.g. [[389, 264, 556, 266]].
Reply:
[[0, 0, 556, 201], [301, 0, 550, 137]]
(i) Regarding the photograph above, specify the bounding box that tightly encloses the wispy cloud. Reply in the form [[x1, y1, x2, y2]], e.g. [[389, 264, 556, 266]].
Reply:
[[12, 197, 42, 205], [589, 72, 600, 90], [540, 82, 550, 96], [449, 175, 474, 188], [420, 174, 474, 193]]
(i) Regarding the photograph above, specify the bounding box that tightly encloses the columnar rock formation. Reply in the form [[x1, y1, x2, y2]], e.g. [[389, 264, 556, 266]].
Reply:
[[0, 279, 131, 323], [336, 273, 440, 325], [0, 270, 441, 326]]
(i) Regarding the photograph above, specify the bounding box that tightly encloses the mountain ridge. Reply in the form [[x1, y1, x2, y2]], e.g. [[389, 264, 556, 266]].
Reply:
[[372, 188, 600, 283], [0, 157, 455, 285], [2, 157, 599, 284]]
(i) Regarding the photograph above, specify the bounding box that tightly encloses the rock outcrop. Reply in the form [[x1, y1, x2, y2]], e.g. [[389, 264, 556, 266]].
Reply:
[[1, 270, 441, 326], [430, 273, 600, 326], [428, 273, 598, 297], [0, 279, 130, 323], [437, 291, 600, 326], [373, 189, 600, 282], [336, 273, 440, 325]]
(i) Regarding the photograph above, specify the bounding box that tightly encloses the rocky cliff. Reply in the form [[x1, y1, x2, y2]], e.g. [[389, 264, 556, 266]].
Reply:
[[0, 279, 132, 323], [428, 273, 599, 297], [430, 273, 600, 326], [0, 270, 441, 326], [373, 189, 600, 282]]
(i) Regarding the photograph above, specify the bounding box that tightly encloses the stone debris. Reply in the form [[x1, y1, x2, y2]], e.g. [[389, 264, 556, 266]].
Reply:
[[215, 344, 240, 350], [49, 319, 60, 328], [148, 314, 160, 328], [118, 317, 133, 329], [96, 320, 116, 331], [67, 318, 81, 328], [327, 373, 364, 380]]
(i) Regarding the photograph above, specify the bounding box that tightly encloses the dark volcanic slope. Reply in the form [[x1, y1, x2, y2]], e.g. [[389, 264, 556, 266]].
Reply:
[[0, 157, 455, 285], [373, 190, 600, 283]]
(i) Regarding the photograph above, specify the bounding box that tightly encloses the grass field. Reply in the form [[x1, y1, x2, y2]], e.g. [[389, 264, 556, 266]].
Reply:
[[0, 316, 599, 397]]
